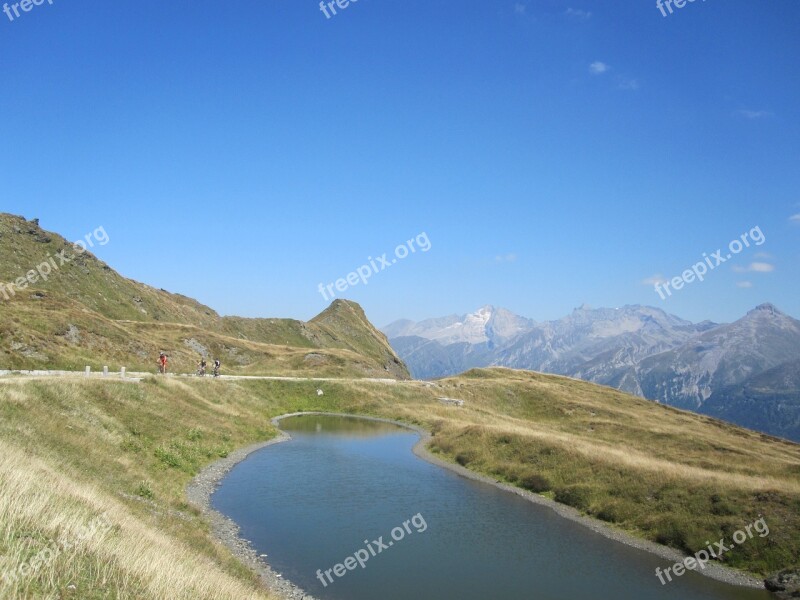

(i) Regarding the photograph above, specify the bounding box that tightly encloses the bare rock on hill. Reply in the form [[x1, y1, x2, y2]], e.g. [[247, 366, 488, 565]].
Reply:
[[765, 567, 800, 599], [184, 338, 209, 357]]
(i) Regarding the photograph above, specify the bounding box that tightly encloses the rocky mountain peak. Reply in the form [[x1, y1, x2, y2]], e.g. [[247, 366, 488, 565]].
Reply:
[[749, 303, 782, 317]]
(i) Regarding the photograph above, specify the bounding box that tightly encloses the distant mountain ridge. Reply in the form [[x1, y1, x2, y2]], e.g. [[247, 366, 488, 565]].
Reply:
[[385, 304, 716, 381], [637, 303, 800, 409], [382, 305, 536, 345], [384, 304, 800, 441]]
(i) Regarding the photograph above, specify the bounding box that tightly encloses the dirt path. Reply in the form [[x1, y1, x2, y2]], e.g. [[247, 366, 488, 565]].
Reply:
[[0, 369, 436, 387]]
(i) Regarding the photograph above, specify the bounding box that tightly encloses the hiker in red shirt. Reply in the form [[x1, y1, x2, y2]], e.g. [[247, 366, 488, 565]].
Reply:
[[158, 352, 168, 374]]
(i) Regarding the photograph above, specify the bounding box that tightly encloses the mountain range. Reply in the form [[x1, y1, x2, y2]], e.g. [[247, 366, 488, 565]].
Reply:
[[384, 304, 800, 441]]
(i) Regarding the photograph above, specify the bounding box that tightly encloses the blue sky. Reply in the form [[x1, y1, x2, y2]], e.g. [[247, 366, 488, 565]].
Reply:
[[2, 0, 798, 326]]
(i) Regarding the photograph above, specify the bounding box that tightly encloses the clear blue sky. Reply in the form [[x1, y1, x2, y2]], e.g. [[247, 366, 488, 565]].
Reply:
[[2, 0, 799, 326]]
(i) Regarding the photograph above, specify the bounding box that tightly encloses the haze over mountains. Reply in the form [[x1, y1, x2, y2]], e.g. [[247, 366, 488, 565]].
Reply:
[[385, 304, 800, 442]]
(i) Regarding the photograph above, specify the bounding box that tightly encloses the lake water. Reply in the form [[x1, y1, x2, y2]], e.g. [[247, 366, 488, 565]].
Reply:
[[211, 414, 771, 600]]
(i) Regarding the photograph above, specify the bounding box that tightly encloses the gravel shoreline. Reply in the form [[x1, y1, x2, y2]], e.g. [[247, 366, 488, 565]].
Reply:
[[187, 411, 765, 600], [409, 427, 766, 589], [186, 431, 319, 600]]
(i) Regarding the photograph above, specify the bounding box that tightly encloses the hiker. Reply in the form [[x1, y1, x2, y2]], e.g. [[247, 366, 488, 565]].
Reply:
[[213, 358, 220, 378], [158, 352, 168, 375], [198, 358, 207, 377]]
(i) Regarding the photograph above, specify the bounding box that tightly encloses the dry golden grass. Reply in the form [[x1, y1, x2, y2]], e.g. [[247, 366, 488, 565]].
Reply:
[[0, 441, 271, 599]]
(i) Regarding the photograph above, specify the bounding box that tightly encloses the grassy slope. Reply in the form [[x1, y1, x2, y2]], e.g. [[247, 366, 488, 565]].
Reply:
[[308, 300, 408, 378], [0, 293, 397, 378], [0, 215, 220, 327], [424, 369, 800, 576], [1, 370, 798, 598], [0, 213, 409, 379]]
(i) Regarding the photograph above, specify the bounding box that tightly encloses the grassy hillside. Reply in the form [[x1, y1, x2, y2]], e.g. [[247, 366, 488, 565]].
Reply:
[[0, 377, 278, 599], [424, 369, 800, 576], [0, 215, 220, 327], [0, 370, 798, 598], [0, 213, 409, 379], [307, 299, 407, 377]]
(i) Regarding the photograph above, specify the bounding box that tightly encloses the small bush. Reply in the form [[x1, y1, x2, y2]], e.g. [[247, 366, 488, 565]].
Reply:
[[519, 472, 551, 493], [710, 494, 736, 516], [120, 436, 142, 453], [554, 485, 593, 511], [432, 439, 454, 454], [154, 447, 182, 469], [455, 451, 476, 466], [710, 501, 736, 516], [135, 480, 155, 500], [654, 519, 691, 553], [596, 503, 624, 523]]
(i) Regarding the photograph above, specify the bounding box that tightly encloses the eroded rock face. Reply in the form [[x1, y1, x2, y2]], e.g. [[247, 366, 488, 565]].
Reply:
[[765, 567, 800, 599], [64, 324, 81, 344], [184, 338, 209, 357]]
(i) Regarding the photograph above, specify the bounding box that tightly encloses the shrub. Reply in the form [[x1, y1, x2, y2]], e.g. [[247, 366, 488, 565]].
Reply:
[[154, 446, 182, 469], [455, 451, 476, 466], [654, 519, 691, 553], [710, 494, 736, 516], [120, 436, 142, 453], [431, 439, 453, 454], [596, 503, 624, 523], [519, 472, 551, 493], [554, 485, 593, 511], [135, 480, 155, 500]]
